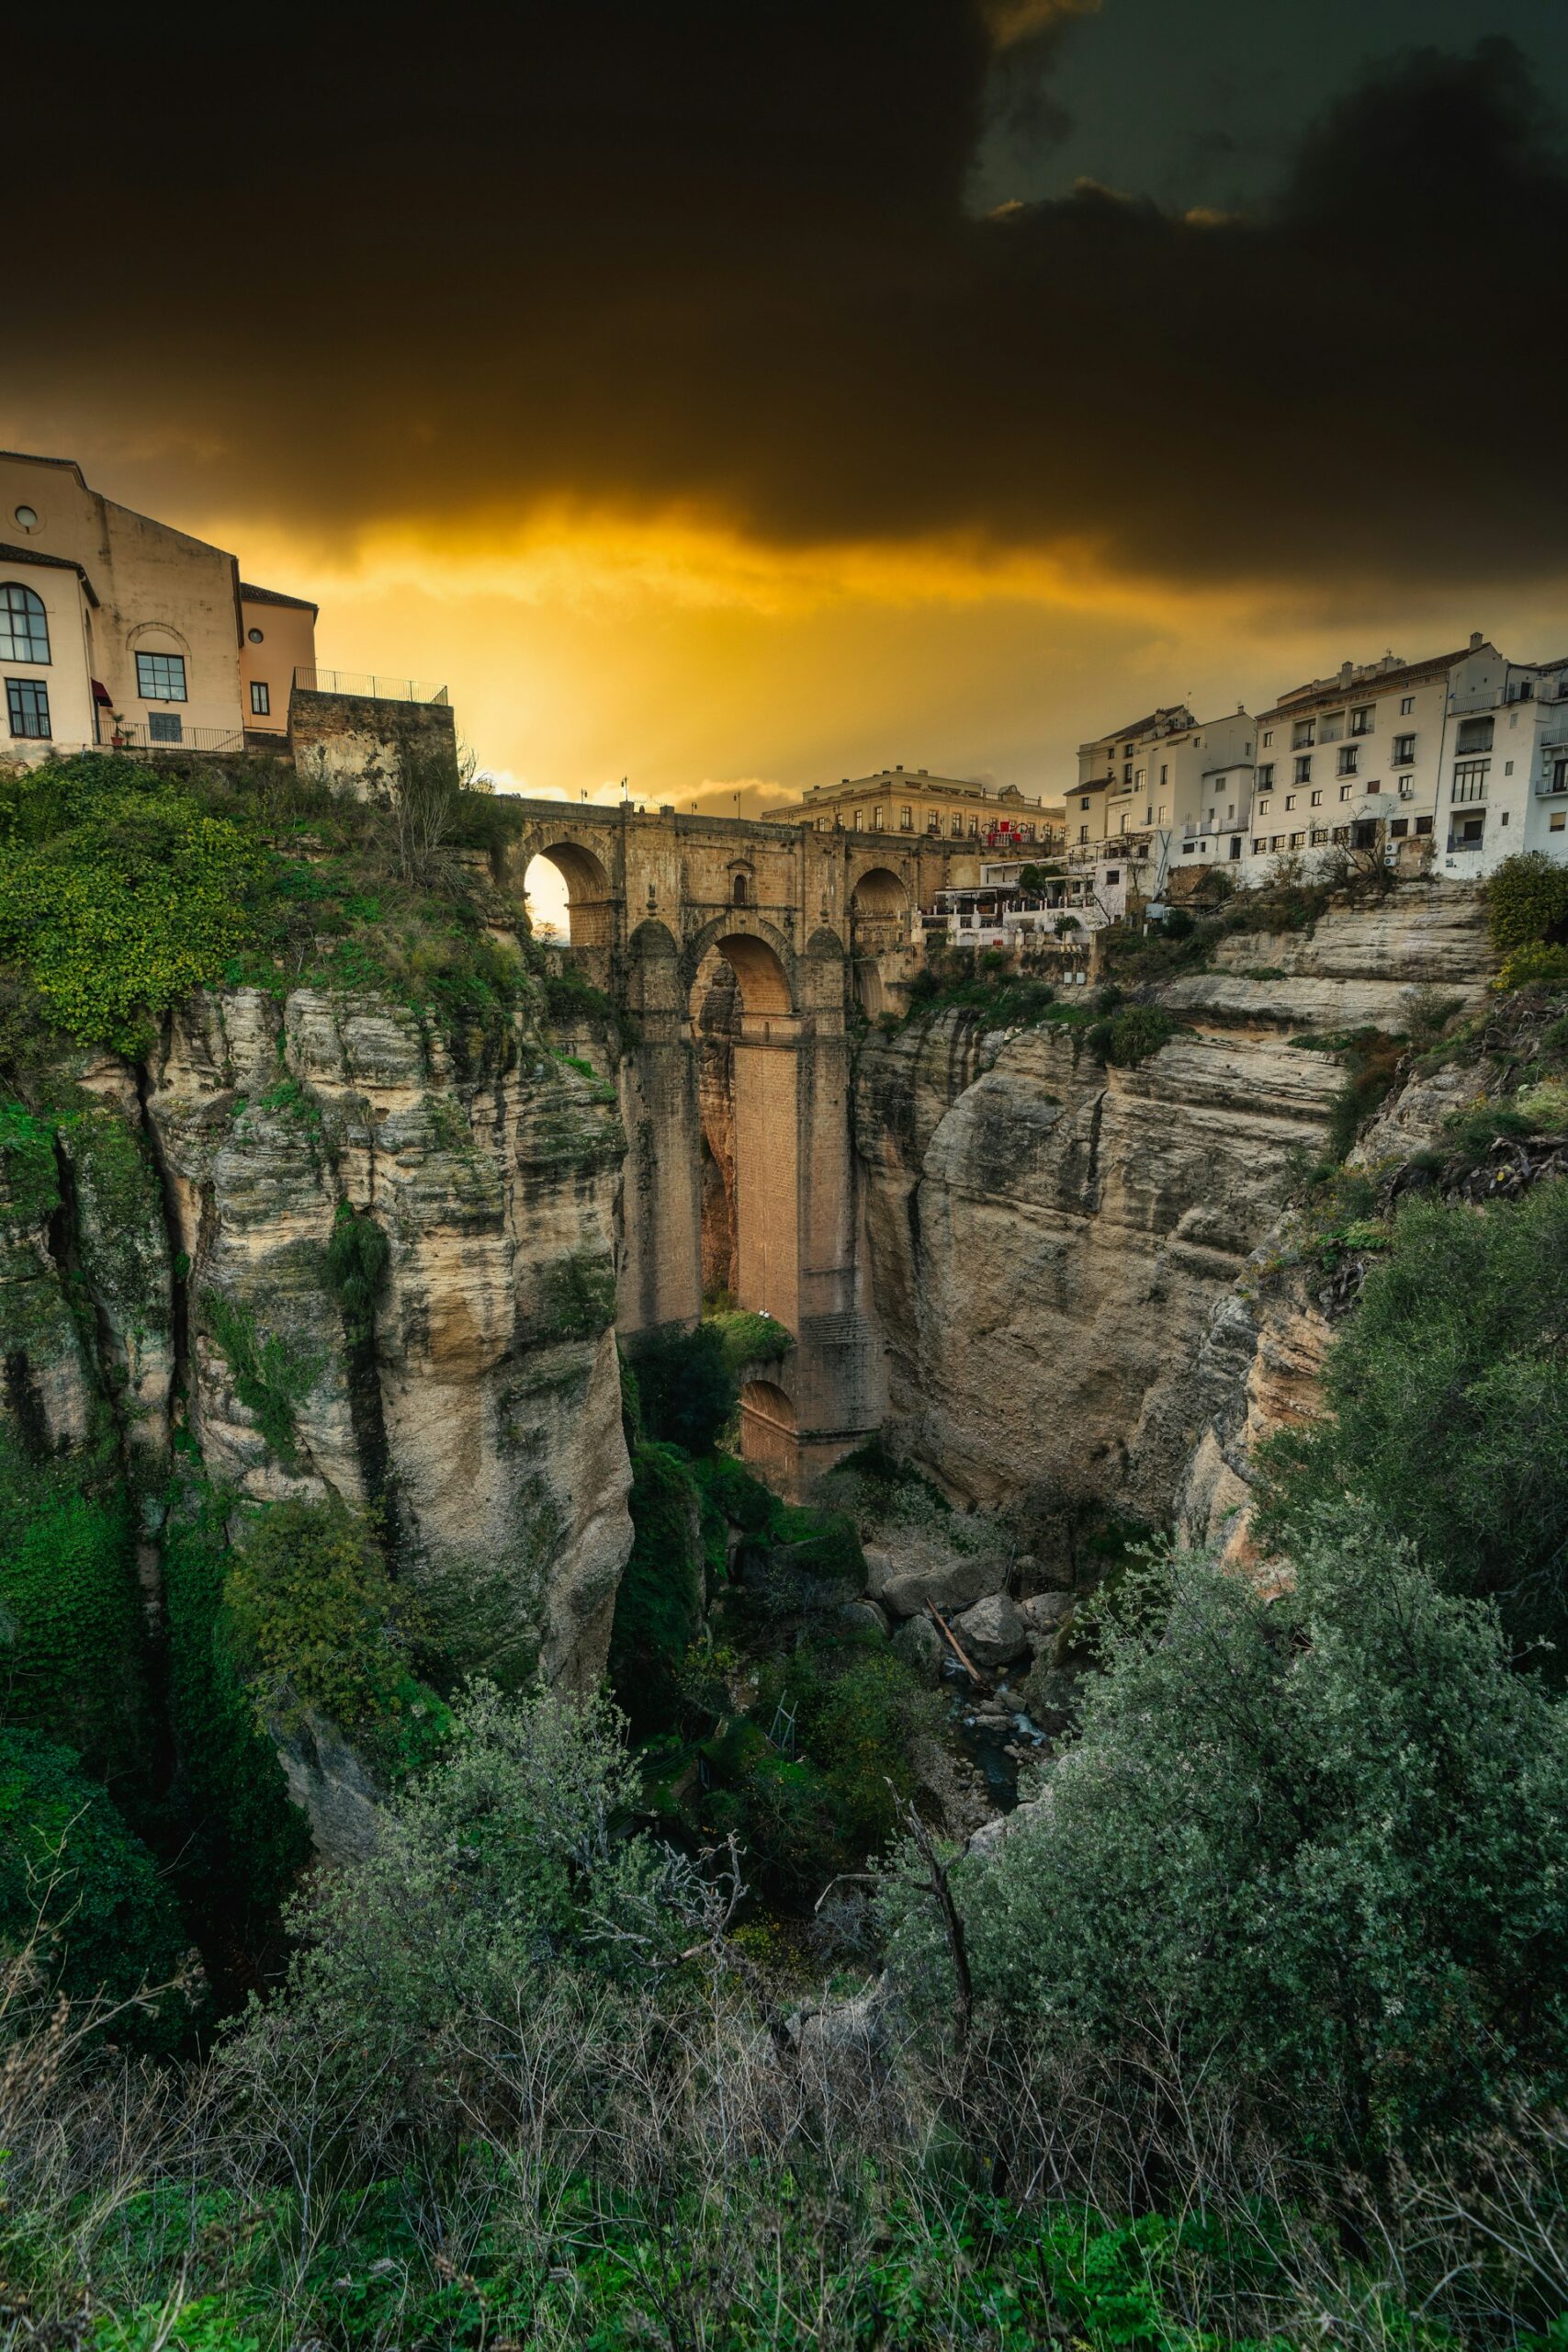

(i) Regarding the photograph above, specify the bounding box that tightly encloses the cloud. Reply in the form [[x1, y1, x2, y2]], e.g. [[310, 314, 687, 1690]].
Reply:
[[10, 11, 1568, 608]]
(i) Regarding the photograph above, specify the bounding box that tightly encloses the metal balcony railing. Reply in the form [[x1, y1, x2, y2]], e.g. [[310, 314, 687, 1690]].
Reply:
[[292, 667, 449, 706], [104, 722, 246, 752]]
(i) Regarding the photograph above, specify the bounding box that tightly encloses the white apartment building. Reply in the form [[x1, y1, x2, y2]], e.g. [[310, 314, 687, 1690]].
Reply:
[[1240, 633, 1568, 884], [1247, 644, 1460, 870], [1, 450, 316, 762], [1436, 642, 1568, 877]]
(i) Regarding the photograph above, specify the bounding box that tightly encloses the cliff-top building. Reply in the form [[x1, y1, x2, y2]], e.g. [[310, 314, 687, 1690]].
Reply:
[[1, 448, 317, 760], [762, 765, 1064, 850]]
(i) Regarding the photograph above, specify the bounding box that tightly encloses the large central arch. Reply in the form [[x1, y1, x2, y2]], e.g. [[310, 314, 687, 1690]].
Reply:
[[688, 930, 801, 1361]]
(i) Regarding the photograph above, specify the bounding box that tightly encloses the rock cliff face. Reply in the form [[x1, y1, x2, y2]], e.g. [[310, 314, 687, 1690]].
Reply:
[[854, 884, 1496, 1524], [3, 980, 633, 1697]]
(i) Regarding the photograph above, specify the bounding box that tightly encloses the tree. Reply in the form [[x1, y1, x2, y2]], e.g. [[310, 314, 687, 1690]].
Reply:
[[1255, 1183, 1568, 1653], [884, 1512, 1568, 2163], [0, 1725, 190, 2046]]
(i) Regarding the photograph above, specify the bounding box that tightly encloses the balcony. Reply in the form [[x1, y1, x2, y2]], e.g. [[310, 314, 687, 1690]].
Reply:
[[292, 666, 449, 706], [104, 721, 246, 752]]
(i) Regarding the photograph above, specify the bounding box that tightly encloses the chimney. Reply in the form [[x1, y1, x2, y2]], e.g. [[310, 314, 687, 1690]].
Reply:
[[1470, 630, 1484, 651], [1338, 662, 1353, 687]]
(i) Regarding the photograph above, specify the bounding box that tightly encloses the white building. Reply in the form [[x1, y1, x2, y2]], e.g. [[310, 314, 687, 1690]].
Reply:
[[1, 449, 315, 762], [1436, 642, 1568, 877]]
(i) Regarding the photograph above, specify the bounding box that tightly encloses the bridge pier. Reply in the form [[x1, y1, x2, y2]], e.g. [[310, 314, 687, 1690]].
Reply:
[[508, 801, 977, 1492]]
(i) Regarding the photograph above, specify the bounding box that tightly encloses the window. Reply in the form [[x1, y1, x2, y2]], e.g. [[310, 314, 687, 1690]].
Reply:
[[1290, 831, 1305, 849], [1122, 763, 1132, 784], [1339, 783, 1353, 802], [1252, 836, 1265, 854], [6, 677, 50, 739], [1310, 789, 1323, 807], [1552, 812, 1567, 833], [1552, 760, 1568, 796], [0, 583, 50, 663], [1319, 712, 1344, 743], [732, 873, 749, 906], [1310, 826, 1328, 845], [1257, 763, 1274, 789], [148, 711, 183, 743], [1505, 760, 1514, 776], [247, 626, 265, 644], [1261, 729, 1273, 748], [1393, 733, 1416, 763], [1292, 719, 1315, 749], [1338, 745, 1359, 776], [1078, 824, 1089, 843], [900, 805, 912, 830], [1145, 808, 1153, 825], [1284, 793, 1297, 810], [1105, 869, 1120, 886], [1400, 695, 1416, 715], [1157, 803, 1168, 822], [1416, 815, 1433, 836], [136, 650, 187, 702], [1159, 764, 1168, 786], [1270, 835, 1284, 852], [1294, 755, 1312, 784], [927, 811, 940, 833], [852, 808, 863, 829], [1258, 797, 1270, 816], [1349, 706, 1374, 736], [951, 813, 964, 836], [873, 803, 885, 830], [1456, 715, 1494, 753], [1079, 797, 1090, 812], [1391, 817, 1409, 838], [1451, 759, 1489, 803], [250, 680, 270, 716], [1450, 813, 1485, 849]]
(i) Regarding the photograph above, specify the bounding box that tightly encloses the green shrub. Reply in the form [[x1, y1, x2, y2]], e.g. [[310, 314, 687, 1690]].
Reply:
[[160, 1491, 310, 1954], [1497, 941, 1568, 992], [887, 1513, 1568, 2162], [1095, 1003, 1179, 1068], [706, 1306, 795, 1374], [221, 1682, 705, 2111], [1256, 1182, 1568, 1652], [323, 1201, 390, 1346], [0, 761, 265, 1053], [1485, 851, 1568, 955], [0, 1724, 189, 2045], [607, 1441, 705, 1735], [626, 1322, 736, 1453], [223, 1498, 442, 1771], [0, 1433, 152, 1785], [202, 1294, 322, 1466]]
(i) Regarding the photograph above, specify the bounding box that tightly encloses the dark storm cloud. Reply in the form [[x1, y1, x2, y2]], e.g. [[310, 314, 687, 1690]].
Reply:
[[15, 7, 1567, 593]]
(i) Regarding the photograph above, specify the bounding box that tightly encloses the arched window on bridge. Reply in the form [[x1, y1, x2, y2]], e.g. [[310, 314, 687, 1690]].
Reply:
[[731, 871, 749, 906]]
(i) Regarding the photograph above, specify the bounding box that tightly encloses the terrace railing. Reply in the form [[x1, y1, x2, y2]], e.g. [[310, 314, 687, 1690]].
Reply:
[[292, 667, 449, 706]]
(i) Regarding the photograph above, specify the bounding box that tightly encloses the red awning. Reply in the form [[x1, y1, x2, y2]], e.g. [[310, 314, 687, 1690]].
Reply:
[[91, 679, 114, 706]]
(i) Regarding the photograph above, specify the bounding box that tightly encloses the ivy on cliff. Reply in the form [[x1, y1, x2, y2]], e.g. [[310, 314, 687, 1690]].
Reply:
[[0, 1431, 152, 1790]]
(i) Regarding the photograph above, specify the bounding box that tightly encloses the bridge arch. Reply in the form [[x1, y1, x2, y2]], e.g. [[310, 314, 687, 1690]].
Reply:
[[738, 1377, 797, 1483], [522, 835, 616, 951], [681, 911, 798, 1012], [849, 864, 909, 918]]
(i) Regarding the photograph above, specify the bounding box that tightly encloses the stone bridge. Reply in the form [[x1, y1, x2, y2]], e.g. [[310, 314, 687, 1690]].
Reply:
[[502, 800, 979, 1489]]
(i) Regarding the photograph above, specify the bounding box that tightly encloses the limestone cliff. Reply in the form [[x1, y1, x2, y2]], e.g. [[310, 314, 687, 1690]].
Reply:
[[2, 978, 633, 1698], [854, 883, 1496, 1523]]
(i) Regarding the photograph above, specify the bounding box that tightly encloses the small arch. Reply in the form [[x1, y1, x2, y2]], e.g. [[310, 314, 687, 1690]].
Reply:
[[739, 1377, 797, 1481], [849, 865, 908, 918], [731, 872, 749, 907], [524, 838, 615, 949], [0, 582, 50, 664]]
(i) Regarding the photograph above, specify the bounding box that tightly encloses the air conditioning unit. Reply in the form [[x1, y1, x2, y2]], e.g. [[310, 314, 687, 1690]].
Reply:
[[1398, 780, 1416, 799]]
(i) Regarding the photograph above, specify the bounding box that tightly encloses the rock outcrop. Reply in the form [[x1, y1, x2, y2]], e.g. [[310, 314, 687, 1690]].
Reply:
[[3, 978, 635, 1701], [854, 883, 1496, 1521]]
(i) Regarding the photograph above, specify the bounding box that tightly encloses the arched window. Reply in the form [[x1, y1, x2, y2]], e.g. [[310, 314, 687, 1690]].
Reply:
[[0, 583, 50, 664], [731, 872, 749, 906]]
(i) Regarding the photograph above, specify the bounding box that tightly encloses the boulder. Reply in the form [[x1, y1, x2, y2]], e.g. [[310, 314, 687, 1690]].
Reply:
[[1021, 1591, 1073, 1633], [866, 1543, 1000, 1622], [838, 1599, 889, 1639], [892, 1612, 945, 1682], [950, 1592, 1031, 1669]]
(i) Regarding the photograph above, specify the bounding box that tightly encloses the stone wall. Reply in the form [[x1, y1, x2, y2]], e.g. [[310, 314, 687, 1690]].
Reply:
[[288, 686, 457, 799]]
